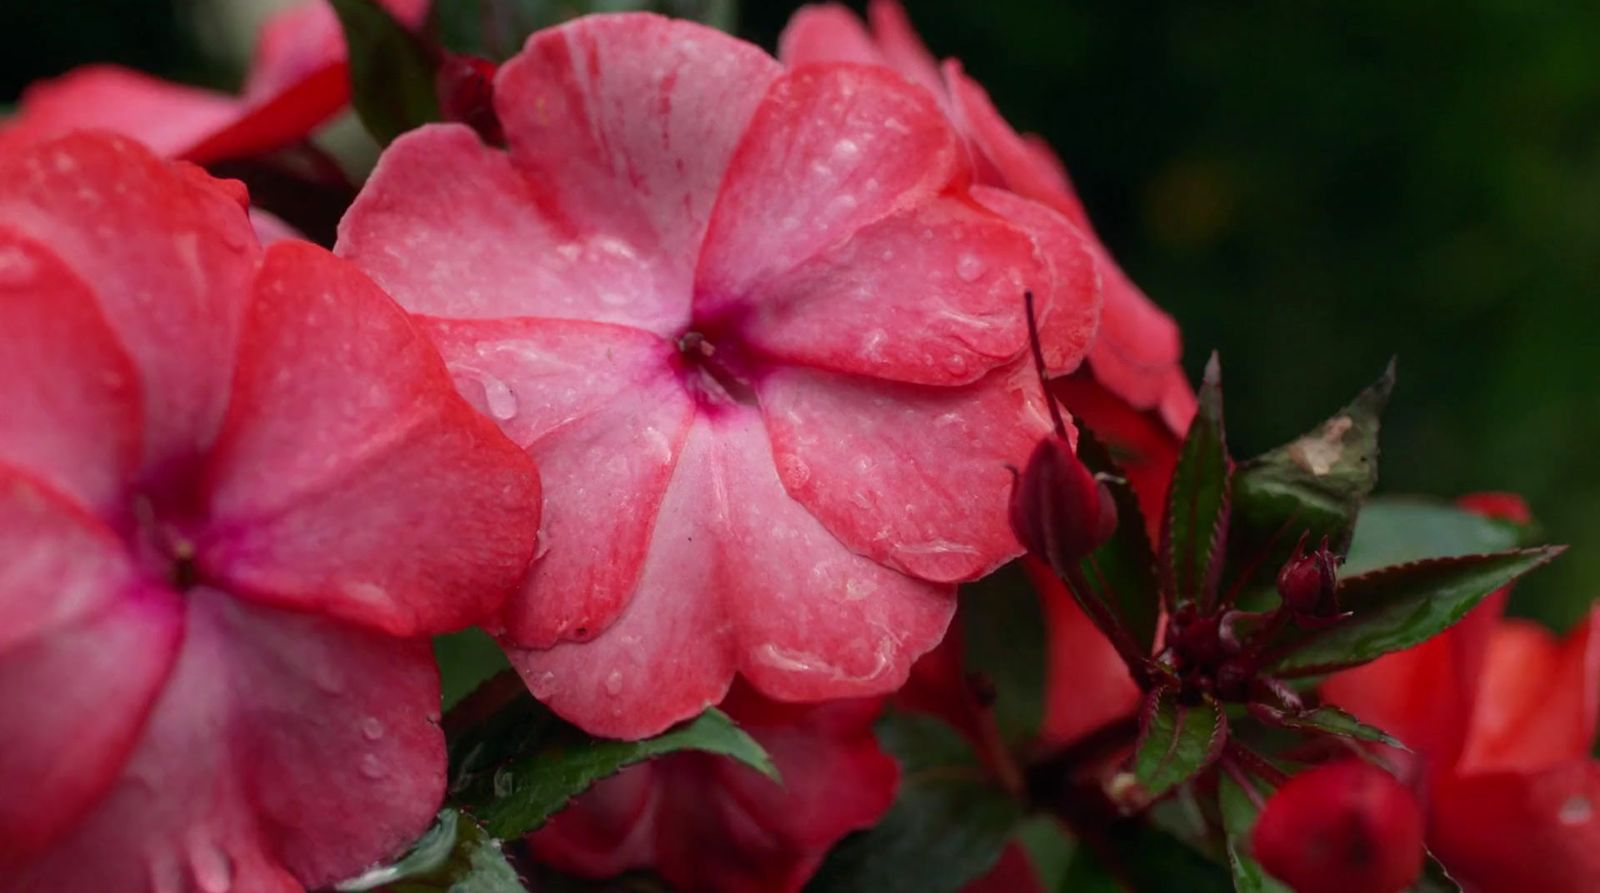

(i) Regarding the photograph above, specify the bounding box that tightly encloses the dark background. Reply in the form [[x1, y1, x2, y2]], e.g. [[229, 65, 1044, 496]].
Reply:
[[5, 0, 1597, 627]]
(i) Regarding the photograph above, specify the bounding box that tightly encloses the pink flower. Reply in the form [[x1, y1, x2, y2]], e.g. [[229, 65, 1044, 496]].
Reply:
[[781, 0, 1196, 434], [337, 14, 1101, 737], [1323, 495, 1600, 891], [528, 684, 896, 893], [2, 0, 428, 164], [0, 133, 539, 891]]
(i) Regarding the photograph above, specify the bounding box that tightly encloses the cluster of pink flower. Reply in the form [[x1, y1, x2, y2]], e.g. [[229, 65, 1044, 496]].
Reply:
[[0, 3, 1592, 893]]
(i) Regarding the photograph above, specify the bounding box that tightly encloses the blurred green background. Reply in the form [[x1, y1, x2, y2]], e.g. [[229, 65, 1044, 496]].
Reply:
[[5, 0, 1597, 628]]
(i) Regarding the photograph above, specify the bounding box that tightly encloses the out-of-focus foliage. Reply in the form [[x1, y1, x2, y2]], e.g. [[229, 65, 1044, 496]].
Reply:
[[6, 0, 1597, 626]]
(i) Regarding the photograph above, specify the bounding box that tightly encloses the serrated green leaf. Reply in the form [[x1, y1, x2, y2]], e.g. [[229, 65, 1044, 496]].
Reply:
[[1256, 705, 1407, 749], [452, 696, 774, 838], [1163, 354, 1231, 610], [1223, 363, 1392, 610], [1217, 774, 1293, 893], [1133, 688, 1227, 800], [336, 809, 526, 892], [1269, 547, 1564, 676], [805, 713, 1021, 893], [1073, 428, 1162, 654], [332, 0, 441, 145], [960, 561, 1048, 751], [1344, 496, 1528, 576], [435, 628, 513, 711]]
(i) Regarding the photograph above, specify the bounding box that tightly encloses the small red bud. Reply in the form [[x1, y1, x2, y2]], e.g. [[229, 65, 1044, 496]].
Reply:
[[436, 53, 504, 145], [1252, 760, 1425, 893], [1009, 437, 1117, 574], [1277, 534, 1341, 623]]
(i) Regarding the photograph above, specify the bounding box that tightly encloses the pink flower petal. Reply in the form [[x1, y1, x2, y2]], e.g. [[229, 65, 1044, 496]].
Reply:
[[944, 61, 1082, 221], [0, 473, 183, 866], [864, 0, 946, 100], [696, 65, 961, 329], [6, 66, 244, 159], [970, 186, 1101, 375], [730, 196, 1048, 385], [1430, 761, 1600, 892], [0, 228, 141, 514], [7, 591, 445, 893], [421, 316, 696, 647], [0, 134, 261, 473], [777, 4, 884, 67], [338, 124, 690, 334], [200, 242, 540, 638], [492, 15, 782, 330], [758, 363, 1051, 583]]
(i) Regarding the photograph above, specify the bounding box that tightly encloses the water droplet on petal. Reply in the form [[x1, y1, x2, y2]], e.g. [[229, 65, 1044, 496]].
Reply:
[[831, 138, 861, 161], [942, 353, 969, 375], [955, 253, 985, 282], [1560, 795, 1593, 825], [188, 840, 234, 893], [481, 375, 519, 421], [604, 669, 624, 696], [359, 753, 386, 780], [360, 716, 385, 741]]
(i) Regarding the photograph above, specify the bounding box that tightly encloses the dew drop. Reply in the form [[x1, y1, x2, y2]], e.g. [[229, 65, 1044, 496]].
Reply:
[[481, 375, 519, 421], [188, 840, 234, 893], [359, 753, 386, 780], [360, 716, 385, 742], [0, 246, 38, 286], [493, 768, 516, 797], [942, 353, 969, 375], [831, 138, 861, 161], [604, 669, 624, 696], [955, 253, 985, 282], [1560, 794, 1593, 825]]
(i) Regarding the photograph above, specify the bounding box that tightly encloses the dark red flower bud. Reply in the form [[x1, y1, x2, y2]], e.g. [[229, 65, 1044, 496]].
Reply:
[[1277, 534, 1341, 622], [436, 53, 504, 145], [1253, 760, 1425, 893], [1009, 437, 1117, 574]]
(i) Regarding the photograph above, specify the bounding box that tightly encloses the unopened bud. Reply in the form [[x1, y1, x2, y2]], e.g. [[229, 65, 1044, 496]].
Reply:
[[1009, 437, 1116, 575], [436, 54, 504, 145], [1277, 534, 1341, 623], [1252, 760, 1424, 893]]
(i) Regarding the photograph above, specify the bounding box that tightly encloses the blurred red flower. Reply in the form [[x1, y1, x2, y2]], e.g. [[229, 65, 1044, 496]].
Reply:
[[0, 133, 539, 892], [1323, 495, 1600, 891], [781, 0, 1196, 435], [337, 13, 1103, 738], [1252, 760, 1426, 893], [528, 684, 896, 893]]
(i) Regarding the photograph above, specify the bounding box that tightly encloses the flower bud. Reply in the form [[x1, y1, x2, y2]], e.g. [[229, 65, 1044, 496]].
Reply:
[[436, 53, 504, 145], [1277, 534, 1341, 622], [1253, 760, 1425, 893], [1009, 437, 1116, 574]]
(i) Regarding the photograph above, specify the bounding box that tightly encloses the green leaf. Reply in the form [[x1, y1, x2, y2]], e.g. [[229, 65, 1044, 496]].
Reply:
[[1073, 428, 1162, 654], [960, 561, 1048, 751], [1133, 688, 1227, 800], [434, 628, 512, 712], [1217, 774, 1292, 893], [335, 809, 526, 892], [1410, 853, 1465, 892], [1268, 547, 1564, 676], [1163, 354, 1231, 610], [1223, 363, 1392, 609], [1061, 820, 1235, 893], [332, 0, 441, 145], [805, 712, 1021, 893], [1016, 816, 1075, 892], [1344, 496, 1528, 576], [1253, 704, 1407, 749], [452, 696, 774, 838]]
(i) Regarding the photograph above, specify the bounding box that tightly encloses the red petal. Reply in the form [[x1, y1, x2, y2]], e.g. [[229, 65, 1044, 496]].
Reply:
[[1050, 371, 1183, 541], [200, 242, 539, 637], [492, 14, 781, 327], [0, 228, 141, 514], [8, 592, 445, 892], [777, 4, 884, 67], [1085, 246, 1193, 429], [945, 61, 1083, 219], [970, 186, 1101, 376], [421, 317, 696, 647], [1430, 761, 1600, 892], [728, 195, 1048, 385], [6, 66, 243, 158], [864, 0, 945, 100], [1028, 559, 1141, 753], [0, 134, 261, 473], [0, 473, 182, 866], [696, 64, 962, 348], [1459, 607, 1600, 772], [337, 124, 692, 334], [758, 362, 1052, 582]]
